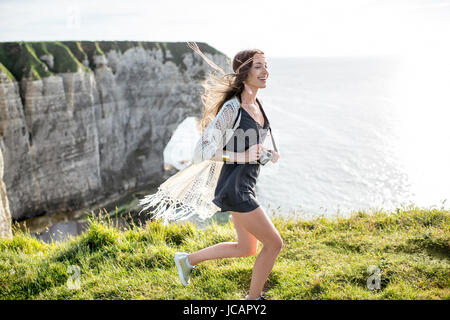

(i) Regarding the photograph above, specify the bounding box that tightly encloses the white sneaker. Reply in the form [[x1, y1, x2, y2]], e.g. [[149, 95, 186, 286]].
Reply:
[[174, 252, 195, 286], [244, 291, 267, 300], [245, 295, 266, 300]]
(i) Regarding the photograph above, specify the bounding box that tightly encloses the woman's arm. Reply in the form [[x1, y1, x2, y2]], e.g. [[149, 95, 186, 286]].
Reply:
[[217, 144, 264, 164], [210, 149, 245, 163], [192, 101, 242, 164]]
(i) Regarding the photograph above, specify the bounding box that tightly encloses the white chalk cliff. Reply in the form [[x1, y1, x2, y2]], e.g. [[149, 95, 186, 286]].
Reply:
[[0, 41, 229, 236]]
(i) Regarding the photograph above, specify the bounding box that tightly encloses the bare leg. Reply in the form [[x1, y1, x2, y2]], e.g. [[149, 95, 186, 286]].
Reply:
[[230, 207, 283, 299], [187, 213, 258, 266]]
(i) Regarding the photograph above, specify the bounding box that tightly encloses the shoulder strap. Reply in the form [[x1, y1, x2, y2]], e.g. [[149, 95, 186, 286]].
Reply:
[[269, 127, 278, 152], [256, 97, 278, 153], [232, 107, 241, 129]]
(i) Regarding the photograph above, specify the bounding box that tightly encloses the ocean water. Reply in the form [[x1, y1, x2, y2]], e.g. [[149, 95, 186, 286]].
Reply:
[[166, 55, 450, 219]]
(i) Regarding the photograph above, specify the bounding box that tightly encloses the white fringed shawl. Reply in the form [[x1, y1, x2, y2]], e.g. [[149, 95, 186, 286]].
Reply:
[[138, 95, 275, 224]]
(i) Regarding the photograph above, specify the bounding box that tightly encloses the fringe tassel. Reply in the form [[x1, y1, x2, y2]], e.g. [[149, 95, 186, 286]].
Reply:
[[137, 160, 223, 225], [138, 188, 195, 225], [138, 188, 218, 225]]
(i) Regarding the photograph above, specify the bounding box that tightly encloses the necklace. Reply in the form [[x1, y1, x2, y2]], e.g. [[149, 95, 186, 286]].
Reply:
[[241, 102, 264, 127], [241, 101, 258, 112]]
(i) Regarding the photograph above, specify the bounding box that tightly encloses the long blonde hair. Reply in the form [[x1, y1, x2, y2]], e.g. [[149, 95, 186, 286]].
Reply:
[[187, 42, 264, 132]]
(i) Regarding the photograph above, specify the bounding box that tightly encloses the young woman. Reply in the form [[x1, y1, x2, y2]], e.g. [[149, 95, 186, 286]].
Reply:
[[174, 45, 282, 300]]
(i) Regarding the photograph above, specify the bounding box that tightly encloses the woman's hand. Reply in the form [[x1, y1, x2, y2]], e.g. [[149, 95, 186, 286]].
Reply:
[[270, 150, 280, 163], [246, 144, 264, 163], [261, 145, 280, 163]]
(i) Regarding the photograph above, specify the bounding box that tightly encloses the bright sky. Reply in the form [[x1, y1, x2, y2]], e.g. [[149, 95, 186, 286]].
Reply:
[[0, 0, 449, 58]]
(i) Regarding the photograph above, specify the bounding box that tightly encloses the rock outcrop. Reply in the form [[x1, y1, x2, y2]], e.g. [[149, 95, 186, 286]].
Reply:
[[0, 146, 12, 238], [0, 41, 230, 231]]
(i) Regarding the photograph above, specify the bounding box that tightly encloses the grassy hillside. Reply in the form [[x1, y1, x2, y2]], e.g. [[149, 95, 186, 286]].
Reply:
[[0, 206, 448, 300], [0, 41, 225, 81]]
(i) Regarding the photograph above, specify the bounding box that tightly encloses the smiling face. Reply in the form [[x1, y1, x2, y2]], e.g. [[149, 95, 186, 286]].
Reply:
[[245, 53, 269, 89]]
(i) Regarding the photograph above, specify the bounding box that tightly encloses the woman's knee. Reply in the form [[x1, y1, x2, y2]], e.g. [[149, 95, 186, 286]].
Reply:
[[264, 234, 283, 253], [274, 234, 284, 252], [236, 242, 258, 257], [239, 247, 257, 257], [231, 208, 283, 253]]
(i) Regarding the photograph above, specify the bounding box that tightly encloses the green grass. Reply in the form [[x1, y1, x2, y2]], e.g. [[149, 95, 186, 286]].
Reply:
[[30, 41, 90, 74], [0, 62, 15, 82], [0, 41, 227, 81], [0, 42, 53, 80], [60, 41, 89, 67], [1, 206, 448, 300]]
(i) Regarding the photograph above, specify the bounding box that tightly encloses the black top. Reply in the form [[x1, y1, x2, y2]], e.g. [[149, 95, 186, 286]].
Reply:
[[212, 96, 270, 213]]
